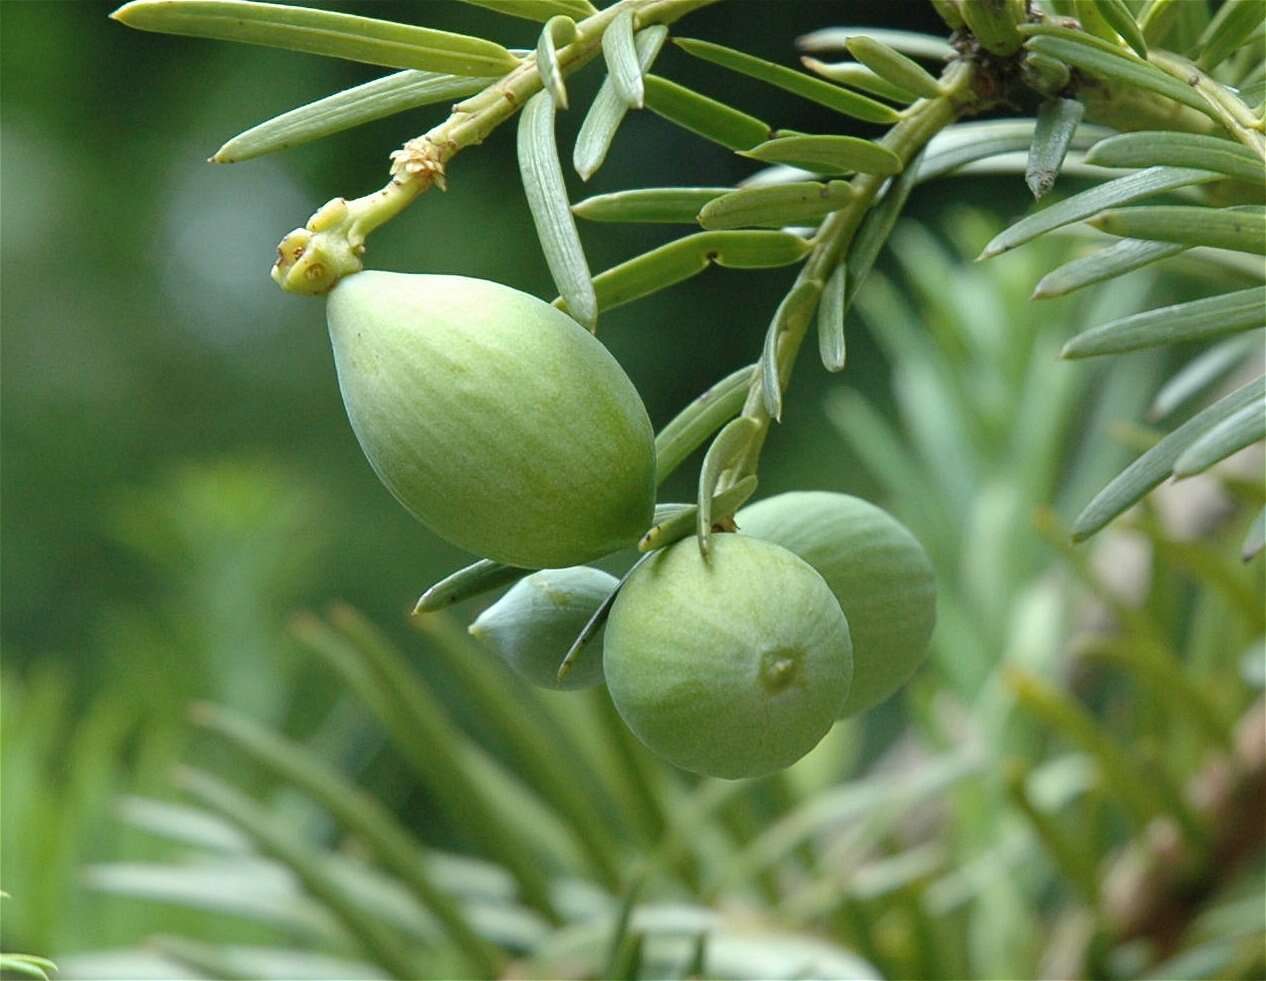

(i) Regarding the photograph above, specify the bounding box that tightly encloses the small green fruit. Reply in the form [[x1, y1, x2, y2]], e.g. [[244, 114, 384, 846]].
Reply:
[[468, 566, 617, 690], [737, 491, 936, 717], [604, 534, 853, 779], [326, 272, 656, 569]]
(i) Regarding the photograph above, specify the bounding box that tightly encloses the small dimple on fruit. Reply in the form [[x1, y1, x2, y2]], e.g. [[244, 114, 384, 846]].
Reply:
[[604, 534, 852, 779], [759, 647, 802, 694], [737, 491, 936, 718]]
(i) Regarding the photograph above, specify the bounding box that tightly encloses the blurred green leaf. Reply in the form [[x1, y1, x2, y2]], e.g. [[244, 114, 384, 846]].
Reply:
[[1093, 0, 1149, 58], [1192, 0, 1266, 70]]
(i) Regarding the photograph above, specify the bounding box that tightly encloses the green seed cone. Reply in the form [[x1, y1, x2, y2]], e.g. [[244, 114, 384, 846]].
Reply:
[[469, 566, 617, 690], [604, 534, 853, 779], [327, 272, 656, 569], [737, 491, 936, 717]]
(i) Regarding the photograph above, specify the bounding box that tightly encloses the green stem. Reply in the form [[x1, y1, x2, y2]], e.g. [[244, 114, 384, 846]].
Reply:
[[1148, 50, 1266, 155], [726, 59, 976, 486], [271, 0, 720, 294]]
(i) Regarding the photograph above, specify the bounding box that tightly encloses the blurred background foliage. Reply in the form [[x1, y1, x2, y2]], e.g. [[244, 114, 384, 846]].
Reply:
[[1, 1, 1262, 978]]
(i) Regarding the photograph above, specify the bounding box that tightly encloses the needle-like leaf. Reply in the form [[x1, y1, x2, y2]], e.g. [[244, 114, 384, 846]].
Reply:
[[1148, 333, 1262, 421], [643, 74, 771, 151], [698, 180, 855, 230], [573, 186, 730, 223], [1192, 0, 1266, 70], [1026, 97, 1085, 199], [1093, 0, 1149, 58], [111, 0, 522, 76], [1023, 33, 1218, 119], [978, 167, 1221, 259], [519, 91, 597, 329], [760, 281, 821, 420], [414, 559, 528, 614], [697, 417, 760, 553], [1072, 375, 1265, 540], [800, 58, 917, 103], [576, 231, 812, 313], [844, 35, 944, 100], [1085, 131, 1265, 183], [536, 15, 577, 108], [797, 26, 955, 62], [655, 364, 757, 485], [673, 37, 900, 124], [639, 477, 758, 552], [743, 135, 902, 176], [459, 0, 597, 22], [1088, 206, 1266, 255], [818, 261, 847, 372], [1062, 286, 1266, 357], [573, 25, 667, 180], [603, 9, 644, 108], [1171, 398, 1266, 477], [1033, 238, 1185, 299], [214, 69, 496, 163]]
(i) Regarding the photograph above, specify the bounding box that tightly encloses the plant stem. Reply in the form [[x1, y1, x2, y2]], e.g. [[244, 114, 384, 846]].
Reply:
[[726, 59, 977, 486], [271, 0, 720, 294]]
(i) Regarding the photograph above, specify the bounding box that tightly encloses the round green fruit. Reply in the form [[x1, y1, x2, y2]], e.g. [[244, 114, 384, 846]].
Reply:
[[604, 534, 853, 779], [326, 272, 656, 569], [468, 566, 617, 690], [737, 491, 935, 717]]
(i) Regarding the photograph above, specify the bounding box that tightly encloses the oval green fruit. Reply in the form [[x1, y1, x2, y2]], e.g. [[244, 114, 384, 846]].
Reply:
[[737, 491, 935, 717], [604, 534, 853, 779], [326, 271, 656, 569], [468, 566, 617, 690]]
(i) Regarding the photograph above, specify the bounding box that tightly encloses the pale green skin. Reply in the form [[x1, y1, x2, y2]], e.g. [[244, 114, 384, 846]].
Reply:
[[737, 491, 936, 718], [604, 535, 853, 780], [327, 272, 656, 569], [468, 566, 617, 690]]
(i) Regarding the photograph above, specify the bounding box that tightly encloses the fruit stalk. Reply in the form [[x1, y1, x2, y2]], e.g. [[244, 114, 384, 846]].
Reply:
[[724, 58, 977, 489], [272, 0, 720, 294]]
